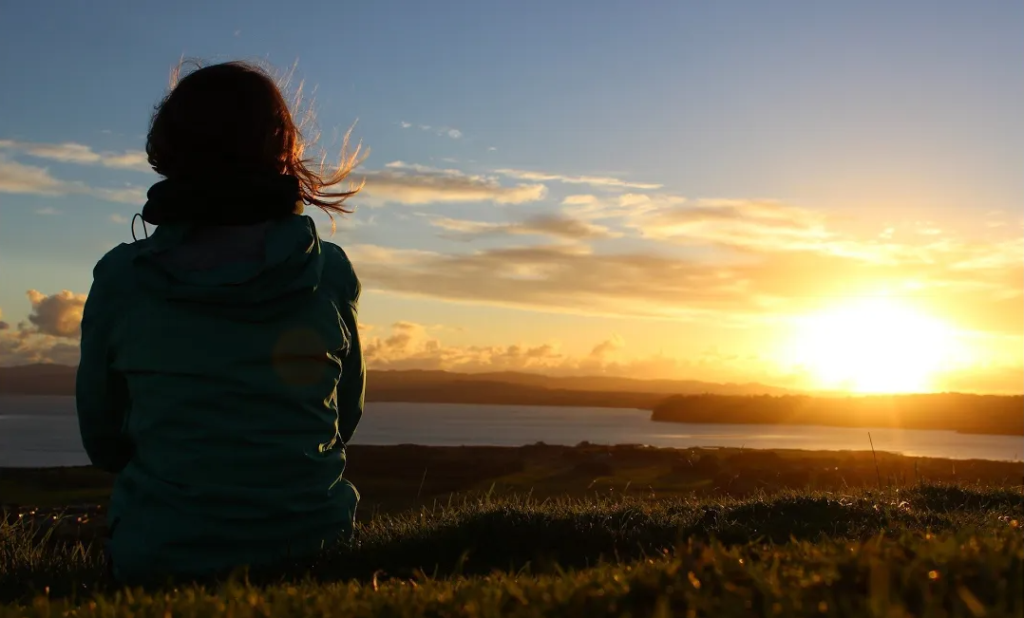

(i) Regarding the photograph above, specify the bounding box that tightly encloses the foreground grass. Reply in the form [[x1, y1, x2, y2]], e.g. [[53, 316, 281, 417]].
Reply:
[[2, 485, 1022, 616]]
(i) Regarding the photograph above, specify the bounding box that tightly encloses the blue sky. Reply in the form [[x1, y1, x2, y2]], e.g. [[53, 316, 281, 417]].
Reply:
[[1, 0, 1022, 392]]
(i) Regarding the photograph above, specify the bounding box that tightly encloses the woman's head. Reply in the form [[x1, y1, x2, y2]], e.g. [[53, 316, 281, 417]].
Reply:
[[146, 60, 362, 217]]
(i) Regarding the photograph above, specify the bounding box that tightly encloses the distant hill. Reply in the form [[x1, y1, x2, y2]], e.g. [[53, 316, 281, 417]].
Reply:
[[0, 364, 790, 407], [0, 364, 80, 396], [368, 369, 794, 397], [4, 364, 1019, 435]]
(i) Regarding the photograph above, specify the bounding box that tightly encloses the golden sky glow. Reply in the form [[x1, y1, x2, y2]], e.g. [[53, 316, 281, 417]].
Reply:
[[1, 2, 1022, 395], [782, 297, 966, 394]]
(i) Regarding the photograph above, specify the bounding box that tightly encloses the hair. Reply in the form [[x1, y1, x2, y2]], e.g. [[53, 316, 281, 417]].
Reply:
[[145, 59, 364, 221]]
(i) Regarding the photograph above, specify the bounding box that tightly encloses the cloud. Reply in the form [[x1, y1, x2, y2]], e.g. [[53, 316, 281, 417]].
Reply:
[[91, 186, 147, 204], [397, 122, 463, 140], [361, 322, 1022, 391], [110, 213, 129, 224], [35, 206, 59, 216], [0, 140, 152, 173], [357, 162, 547, 206], [346, 226, 1024, 338], [347, 242, 766, 321], [0, 154, 146, 204], [0, 291, 86, 366], [496, 168, 662, 191], [561, 192, 683, 221], [0, 331, 80, 366], [25, 290, 87, 338], [629, 197, 837, 254], [429, 214, 620, 241], [589, 334, 625, 360], [0, 155, 70, 195], [560, 193, 1014, 269], [362, 321, 635, 375]]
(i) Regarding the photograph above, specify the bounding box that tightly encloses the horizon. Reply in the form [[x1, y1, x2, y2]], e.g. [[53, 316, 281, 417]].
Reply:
[[2, 362, 1022, 398], [1, 1, 1022, 395]]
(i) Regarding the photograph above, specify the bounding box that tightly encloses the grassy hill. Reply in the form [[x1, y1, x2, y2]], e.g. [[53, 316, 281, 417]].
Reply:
[[2, 485, 1021, 617], [2, 445, 1022, 616]]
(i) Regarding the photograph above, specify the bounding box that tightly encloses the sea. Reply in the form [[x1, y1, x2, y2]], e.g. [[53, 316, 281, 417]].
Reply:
[[0, 395, 1020, 468]]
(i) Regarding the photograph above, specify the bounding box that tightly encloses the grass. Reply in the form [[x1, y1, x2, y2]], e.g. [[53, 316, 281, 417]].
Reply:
[[2, 484, 1023, 617], [5, 443, 1023, 513]]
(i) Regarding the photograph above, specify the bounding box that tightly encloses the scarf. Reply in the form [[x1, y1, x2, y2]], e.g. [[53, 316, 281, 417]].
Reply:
[[140, 174, 303, 227]]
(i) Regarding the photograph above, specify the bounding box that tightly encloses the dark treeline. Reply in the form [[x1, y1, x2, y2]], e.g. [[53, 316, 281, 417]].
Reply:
[[652, 393, 1024, 435]]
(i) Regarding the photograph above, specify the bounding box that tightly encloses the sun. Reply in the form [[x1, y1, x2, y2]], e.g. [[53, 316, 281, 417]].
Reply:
[[785, 297, 960, 394]]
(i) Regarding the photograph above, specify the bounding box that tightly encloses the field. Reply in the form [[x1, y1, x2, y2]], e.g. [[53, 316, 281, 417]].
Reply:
[[2, 444, 1023, 617]]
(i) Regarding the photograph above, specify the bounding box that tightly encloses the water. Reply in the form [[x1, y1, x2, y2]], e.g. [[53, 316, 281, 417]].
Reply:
[[1, 395, 1020, 467]]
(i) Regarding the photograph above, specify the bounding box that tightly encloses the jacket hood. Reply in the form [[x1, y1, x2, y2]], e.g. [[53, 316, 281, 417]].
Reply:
[[132, 215, 325, 321]]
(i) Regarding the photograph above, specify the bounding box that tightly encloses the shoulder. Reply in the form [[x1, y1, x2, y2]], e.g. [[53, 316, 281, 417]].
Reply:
[[89, 239, 150, 300], [81, 243, 138, 323], [93, 242, 136, 276], [321, 240, 361, 303], [90, 243, 139, 289]]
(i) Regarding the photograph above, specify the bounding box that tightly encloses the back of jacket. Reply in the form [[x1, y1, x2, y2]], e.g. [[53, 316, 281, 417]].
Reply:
[[75, 214, 365, 583]]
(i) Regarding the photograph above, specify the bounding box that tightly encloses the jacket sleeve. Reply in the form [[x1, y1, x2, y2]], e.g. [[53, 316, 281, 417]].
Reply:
[[336, 269, 365, 445], [76, 261, 133, 473], [333, 266, 366, 444]]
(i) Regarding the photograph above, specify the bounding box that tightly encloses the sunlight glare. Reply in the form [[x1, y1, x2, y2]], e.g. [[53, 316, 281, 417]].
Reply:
[[788, 297, 959, 393]]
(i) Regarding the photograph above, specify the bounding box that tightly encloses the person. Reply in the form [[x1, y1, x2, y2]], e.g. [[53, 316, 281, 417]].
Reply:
[[75, 60, 366, 585]]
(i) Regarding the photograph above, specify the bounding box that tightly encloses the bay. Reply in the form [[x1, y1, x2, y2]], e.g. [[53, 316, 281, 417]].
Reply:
[[1, 395, 1020, 467]]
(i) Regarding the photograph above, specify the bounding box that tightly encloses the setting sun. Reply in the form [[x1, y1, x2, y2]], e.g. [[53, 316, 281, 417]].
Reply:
[[787, 297, 961, 394]]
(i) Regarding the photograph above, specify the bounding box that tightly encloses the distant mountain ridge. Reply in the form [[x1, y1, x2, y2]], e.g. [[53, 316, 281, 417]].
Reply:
[[4, 364, 1019, 435], [0, 364, 793, 406]]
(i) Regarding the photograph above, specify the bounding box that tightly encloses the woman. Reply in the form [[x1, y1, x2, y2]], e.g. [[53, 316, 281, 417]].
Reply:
[[75, 61, 366, 584]]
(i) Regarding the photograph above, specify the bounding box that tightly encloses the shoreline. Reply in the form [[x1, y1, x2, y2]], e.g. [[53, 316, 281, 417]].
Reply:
[[4, 443, 1021, 545], [4, 442, 1022, 502], [3, 392, 1022, 437], [3, 441, 1024, 472]]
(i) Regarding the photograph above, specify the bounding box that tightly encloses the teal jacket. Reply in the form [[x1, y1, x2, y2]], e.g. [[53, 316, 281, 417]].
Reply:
[[75, 214, 364, 583]]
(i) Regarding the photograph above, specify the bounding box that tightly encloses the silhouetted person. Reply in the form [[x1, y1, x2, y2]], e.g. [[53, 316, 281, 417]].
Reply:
[[75, 61, 365, 584]]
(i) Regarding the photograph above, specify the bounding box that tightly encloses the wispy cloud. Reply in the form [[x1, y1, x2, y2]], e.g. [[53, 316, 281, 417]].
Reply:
[[398, 121, 464, 140], [346, 216, 1024, 337], [0, 154, 145, 204], [496, 168, 662, 191], [357, 161, 547, 206], [429, 214, 621, 241], [0, 155, 69, 195], [628, 197, 836, 255], [564, 193, 1024, 276], [0, 140, 152, 173]]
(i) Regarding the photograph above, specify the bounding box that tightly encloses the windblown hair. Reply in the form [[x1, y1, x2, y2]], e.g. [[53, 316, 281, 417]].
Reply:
[[145, 59, 364, 220]]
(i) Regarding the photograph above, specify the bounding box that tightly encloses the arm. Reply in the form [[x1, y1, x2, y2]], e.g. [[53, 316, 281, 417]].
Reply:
[[76, 264, 133, 473], [336, 275, 365, 445]]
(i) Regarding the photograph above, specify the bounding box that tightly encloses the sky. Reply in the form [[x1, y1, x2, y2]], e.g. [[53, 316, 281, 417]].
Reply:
[[1, 0, 1021, 393]]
